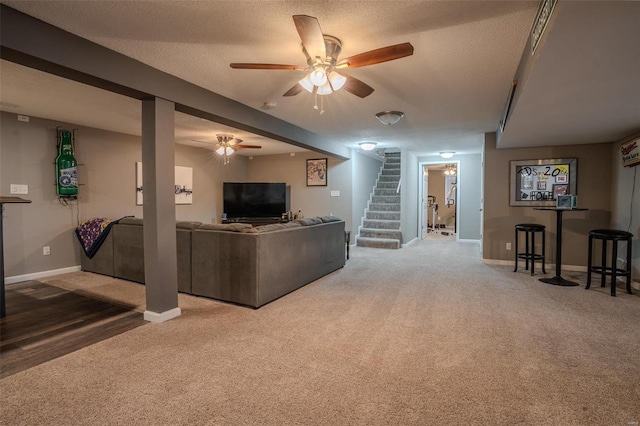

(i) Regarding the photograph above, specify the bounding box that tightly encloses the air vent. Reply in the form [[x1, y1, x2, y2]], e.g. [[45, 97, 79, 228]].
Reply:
[[531, 0, 558, 54]]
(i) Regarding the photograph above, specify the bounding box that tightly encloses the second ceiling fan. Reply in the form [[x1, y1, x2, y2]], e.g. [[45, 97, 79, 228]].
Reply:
[[230, 15, 414, 100]]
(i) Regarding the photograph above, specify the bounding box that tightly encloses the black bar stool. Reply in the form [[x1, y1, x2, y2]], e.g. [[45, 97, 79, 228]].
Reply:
[[514, 223, 546, 276], [586, 229, 633, 296]]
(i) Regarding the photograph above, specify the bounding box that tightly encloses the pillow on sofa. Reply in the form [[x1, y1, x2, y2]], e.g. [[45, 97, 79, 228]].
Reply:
[[295, 217, 323, 226], [319, 215, 341, 223], [199, 223, 254, 232]]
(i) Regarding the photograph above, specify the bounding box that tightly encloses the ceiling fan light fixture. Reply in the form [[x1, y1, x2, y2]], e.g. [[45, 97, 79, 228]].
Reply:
[[299, 75, 314, 93], [317, 82, 333, 95], [225, 147, 234, 156], [216, 146, 225, 156], [440, 151, 455, 159], [359, 142, 377, 151], [376, 111, 405, 125], [329, 72, 346, 91], [309, 67, 328, 86]]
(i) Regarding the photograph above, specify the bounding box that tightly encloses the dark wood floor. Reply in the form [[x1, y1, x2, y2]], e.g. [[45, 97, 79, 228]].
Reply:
[[0, 280, 146, 379]]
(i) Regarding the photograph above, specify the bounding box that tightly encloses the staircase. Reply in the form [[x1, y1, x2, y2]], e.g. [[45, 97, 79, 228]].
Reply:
[[357, 152, 402, 249]]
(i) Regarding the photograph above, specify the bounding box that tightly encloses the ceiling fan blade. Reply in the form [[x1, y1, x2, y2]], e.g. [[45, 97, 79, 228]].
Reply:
[[230, 63, 304, 70], [293, 15, 326, 61], [283, 83, 304, 97], [235, 145, 262, 150], [343, 75, 375, 98], [339, 42, 414, 69]]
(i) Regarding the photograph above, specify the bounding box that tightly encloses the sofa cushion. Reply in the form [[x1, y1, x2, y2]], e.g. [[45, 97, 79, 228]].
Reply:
[[176, 221, 202, 230], [243, 222, 302, 233], [199, 223, 254, 232], [118, 217, 144, 226], [319, 215, 342, 223], [295, 217, 323, 226]]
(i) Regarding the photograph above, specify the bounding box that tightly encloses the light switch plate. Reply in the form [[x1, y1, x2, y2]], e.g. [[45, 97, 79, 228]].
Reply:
[[10, 184, 29, 194], [330, 190, 340, 197]]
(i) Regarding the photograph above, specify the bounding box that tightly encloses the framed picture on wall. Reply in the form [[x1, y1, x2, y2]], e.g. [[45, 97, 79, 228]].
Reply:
[[510, 158, 577, 206], [306, 158, 328, 186]]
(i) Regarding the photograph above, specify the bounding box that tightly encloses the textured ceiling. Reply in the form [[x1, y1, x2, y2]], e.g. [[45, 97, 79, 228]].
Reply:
[[1, 1, 638, 157]]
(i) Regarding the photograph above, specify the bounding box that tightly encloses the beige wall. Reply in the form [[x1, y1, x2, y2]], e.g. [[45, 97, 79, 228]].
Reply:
[[610, 133, 640, 279], [483, 132, 612, 267], [246, 152, 353, 231], [0, 112, 248, 278]]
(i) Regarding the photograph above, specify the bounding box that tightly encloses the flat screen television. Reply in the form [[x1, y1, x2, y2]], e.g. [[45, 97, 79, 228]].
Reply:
[[223, 182, 287, 219]]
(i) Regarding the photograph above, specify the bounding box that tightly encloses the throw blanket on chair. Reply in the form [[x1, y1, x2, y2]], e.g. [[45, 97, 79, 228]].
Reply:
[[75, 217, 126, 259]]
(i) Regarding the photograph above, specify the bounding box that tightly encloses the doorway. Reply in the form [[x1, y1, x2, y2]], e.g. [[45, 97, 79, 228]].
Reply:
[[420, 162, 459, 240]]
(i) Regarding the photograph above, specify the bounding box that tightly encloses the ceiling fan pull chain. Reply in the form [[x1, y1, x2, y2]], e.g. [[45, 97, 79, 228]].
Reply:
[[313, 91, 319, 110], [320, 94, 325, 114]]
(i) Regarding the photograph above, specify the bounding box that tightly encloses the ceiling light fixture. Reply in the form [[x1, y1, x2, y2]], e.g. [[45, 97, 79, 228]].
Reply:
[[216, 134, 237, 165], [359, 142, 377, 151], [444, 164, 457, 176], [440, 151, 455, 159], [375, 111, 405, 125]]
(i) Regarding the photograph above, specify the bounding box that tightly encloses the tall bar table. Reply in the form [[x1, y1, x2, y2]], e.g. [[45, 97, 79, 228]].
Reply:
[[1, 196, 32, 318], [533, 207, 588, 287]]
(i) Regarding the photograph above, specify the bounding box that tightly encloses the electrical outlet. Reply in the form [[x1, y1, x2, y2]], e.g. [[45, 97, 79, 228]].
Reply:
[[506, 242, 512, 250], [43, 246, 50, 256]]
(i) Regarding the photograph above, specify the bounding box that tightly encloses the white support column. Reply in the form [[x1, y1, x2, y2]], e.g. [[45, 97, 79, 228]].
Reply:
[[141, 97, 181, 323]]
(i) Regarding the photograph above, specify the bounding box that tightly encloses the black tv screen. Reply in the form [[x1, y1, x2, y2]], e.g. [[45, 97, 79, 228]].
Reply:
[[223, 182, 287, 219]]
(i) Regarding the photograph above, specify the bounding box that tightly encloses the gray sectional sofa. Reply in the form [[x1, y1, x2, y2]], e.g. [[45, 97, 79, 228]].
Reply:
[[79, 216, 345, 308]]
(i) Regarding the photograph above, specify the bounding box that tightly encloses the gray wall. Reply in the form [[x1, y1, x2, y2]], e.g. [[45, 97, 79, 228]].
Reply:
[[458, 153, 482, 240], [483, 132, 612, 266], [351, 151, 383, 236], [401, 150, 419, 244], [417, 153, 483, 241], [611, 134, 640, 280], [1, 111, 248, 278]]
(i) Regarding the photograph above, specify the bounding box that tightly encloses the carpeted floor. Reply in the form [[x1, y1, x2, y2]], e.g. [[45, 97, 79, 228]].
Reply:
[[1, 239, 639, 425]]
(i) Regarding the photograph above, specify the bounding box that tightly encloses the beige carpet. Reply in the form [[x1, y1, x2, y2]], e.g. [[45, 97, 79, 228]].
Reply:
[[1, 239, 639, 425]]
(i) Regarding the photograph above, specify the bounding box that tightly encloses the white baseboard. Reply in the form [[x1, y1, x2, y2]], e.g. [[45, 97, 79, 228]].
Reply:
[[458, 239, 481, 244], [402, 237, 418, 247], [5, 265, 81, 285], [481, 258, 588, 272], [144, 307, 181, 323]]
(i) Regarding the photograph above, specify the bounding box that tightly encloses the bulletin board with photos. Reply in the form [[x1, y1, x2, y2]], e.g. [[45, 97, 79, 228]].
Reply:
[[510, 158, 577, 206]]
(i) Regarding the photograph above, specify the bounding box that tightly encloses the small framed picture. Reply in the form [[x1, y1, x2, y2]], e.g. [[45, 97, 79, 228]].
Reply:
[[306, 158, 328, 186], [556, 195, 573, 209], [553, 184, 568, 198], [555, 175, 567, 183], [537, 181, 547, 190]]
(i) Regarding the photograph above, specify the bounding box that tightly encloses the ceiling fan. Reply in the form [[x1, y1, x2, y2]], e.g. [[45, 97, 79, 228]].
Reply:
[[230, 15, 414, 103], [192, 134, 261, 164]]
